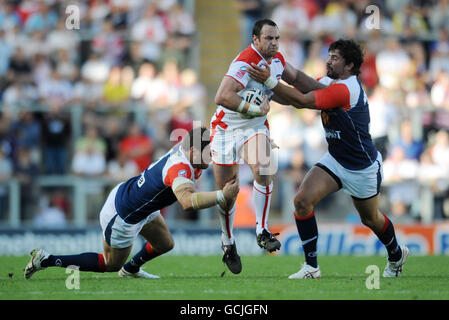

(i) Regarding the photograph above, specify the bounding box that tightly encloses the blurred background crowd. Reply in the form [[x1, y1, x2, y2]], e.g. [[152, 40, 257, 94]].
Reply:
[[0, 0, 448, 228]]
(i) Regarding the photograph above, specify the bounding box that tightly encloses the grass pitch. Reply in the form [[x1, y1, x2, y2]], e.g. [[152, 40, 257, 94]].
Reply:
[[1, 254, 448, 300]]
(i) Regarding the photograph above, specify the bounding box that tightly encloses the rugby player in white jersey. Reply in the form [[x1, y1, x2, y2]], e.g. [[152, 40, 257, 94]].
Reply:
[[247, 39, 409, 279], [211, 19, 328, 274], [24, 127, 239, 279]]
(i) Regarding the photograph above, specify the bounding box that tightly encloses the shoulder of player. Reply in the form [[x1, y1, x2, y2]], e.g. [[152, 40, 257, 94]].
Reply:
[[167, 152, 194, 172], [162, 159, 194, 185], [335, 76, 361, 96], [161, 148, 192, 173], [317, 76, 333, 85], [334, 76, 363, 108], [272, 52, 286, 67], [318, 76, 358, 91], [234, 46, 262, 66]]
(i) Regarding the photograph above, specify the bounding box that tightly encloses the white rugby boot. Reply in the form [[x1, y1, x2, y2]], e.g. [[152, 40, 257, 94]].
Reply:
[[24, 248, 50, 279], [118, 266, 160, 279], [383, 246, 410, 278], [288, 263, 321, 279]]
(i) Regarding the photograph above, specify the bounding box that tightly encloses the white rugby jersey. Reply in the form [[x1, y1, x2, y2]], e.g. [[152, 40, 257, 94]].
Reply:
[[211, 44, 286, 132]]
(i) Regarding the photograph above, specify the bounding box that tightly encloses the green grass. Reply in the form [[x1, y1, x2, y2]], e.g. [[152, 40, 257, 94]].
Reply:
[[1, 255, 448, 300]]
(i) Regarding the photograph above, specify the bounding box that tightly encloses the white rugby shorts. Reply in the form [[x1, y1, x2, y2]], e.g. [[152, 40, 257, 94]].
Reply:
[[210, 110, 270, 165], [316, 151, 383, 200], [99, 183, 161, 248]]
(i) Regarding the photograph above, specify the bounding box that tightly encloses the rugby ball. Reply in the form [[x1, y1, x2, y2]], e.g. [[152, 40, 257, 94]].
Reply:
[[240, 88, 264, 119]]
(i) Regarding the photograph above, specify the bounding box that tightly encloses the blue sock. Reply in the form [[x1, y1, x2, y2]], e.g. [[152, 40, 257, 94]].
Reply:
[[123, 242, 160, 273], [375, 214, 402, 262], [42, 253, 106, 272], [294, 210, 318, 268]]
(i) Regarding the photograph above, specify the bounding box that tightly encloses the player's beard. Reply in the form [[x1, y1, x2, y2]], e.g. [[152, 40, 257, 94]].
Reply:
[[326, 66, 339, 79], [263, 46, 278, 60]]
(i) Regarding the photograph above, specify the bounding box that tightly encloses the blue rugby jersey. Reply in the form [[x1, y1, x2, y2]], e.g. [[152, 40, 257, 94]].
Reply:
[[314, 76, 378, 170], [114, 145, 202, 224]]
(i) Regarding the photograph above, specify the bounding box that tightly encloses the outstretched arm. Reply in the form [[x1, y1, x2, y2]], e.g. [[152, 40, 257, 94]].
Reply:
[[173, 177, 239, 211], [247, 62, 348, 110], [246, 62, 316, 108], [282, 62, 327, 93]]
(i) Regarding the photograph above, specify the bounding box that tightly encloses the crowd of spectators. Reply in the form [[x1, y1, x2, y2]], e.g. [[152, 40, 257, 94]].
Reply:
[[0, 0, 449, 226], [0, 0, 203, 225]]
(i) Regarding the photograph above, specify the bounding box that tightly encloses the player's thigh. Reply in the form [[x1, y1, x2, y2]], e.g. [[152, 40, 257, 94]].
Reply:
[[139, 214, 174, 253], [242, 134, 275, 184], [102, 240, 132, 271], [213, 163, 239, 189], [241, 133, 272, 169], [296, 165, 341, 206]]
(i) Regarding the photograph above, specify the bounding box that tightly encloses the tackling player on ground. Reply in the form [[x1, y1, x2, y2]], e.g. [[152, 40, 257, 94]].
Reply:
[[24, 127, 239, 279], [247, 39, 409, 279]]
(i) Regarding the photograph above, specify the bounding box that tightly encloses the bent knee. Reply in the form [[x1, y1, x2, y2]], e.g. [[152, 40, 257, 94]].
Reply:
[[161, 238, 175, 253], [360, 215, 382, 229], [293, 193, 314, 216]]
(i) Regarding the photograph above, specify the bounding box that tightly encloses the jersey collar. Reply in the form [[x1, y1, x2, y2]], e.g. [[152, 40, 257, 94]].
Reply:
[[251, 43, 271, 65]]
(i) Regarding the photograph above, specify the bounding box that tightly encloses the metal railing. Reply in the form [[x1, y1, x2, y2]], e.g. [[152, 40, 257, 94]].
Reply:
[[1, 175, 447, 228]]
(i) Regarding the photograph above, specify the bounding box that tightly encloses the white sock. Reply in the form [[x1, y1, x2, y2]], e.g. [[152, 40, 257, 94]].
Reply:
[[252, 180, 273, 235], [217, 203, 236, 246]]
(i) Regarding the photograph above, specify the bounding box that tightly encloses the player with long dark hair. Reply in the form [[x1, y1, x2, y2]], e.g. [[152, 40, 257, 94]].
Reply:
[[248, 39, 409, 279]]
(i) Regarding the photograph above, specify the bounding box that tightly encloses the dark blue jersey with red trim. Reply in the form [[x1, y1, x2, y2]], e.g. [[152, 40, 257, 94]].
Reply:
[[114, 145, 201, 224], [314, 76, 378, 170]]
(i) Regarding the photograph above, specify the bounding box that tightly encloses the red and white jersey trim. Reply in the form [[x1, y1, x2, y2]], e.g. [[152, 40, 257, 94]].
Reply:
[[314, 76, 364, 111]]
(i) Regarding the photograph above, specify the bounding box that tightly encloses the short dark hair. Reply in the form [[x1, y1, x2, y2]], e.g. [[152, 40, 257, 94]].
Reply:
[[182, 127, 210, 152], [329, 39, 364, 76], [252, 19, 277, 39]]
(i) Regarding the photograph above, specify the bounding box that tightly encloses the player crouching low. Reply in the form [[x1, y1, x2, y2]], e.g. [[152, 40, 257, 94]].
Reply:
[[25, 127, 239, 280]]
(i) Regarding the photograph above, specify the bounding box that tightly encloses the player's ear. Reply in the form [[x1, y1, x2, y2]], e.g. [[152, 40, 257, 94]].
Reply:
[[345, 62, 354, 74], [252, 34, 258, 44]]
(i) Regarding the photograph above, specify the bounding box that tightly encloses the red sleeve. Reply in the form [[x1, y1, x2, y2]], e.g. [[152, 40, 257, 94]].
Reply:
[[313, 83, 351, 110], [235, 46, 261, 65], [163, 163, 192, 187]]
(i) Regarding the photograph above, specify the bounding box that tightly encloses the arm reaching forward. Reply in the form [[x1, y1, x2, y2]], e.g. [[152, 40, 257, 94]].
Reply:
[[173, 177, 240, 211], [247, 62, 349, 110]]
